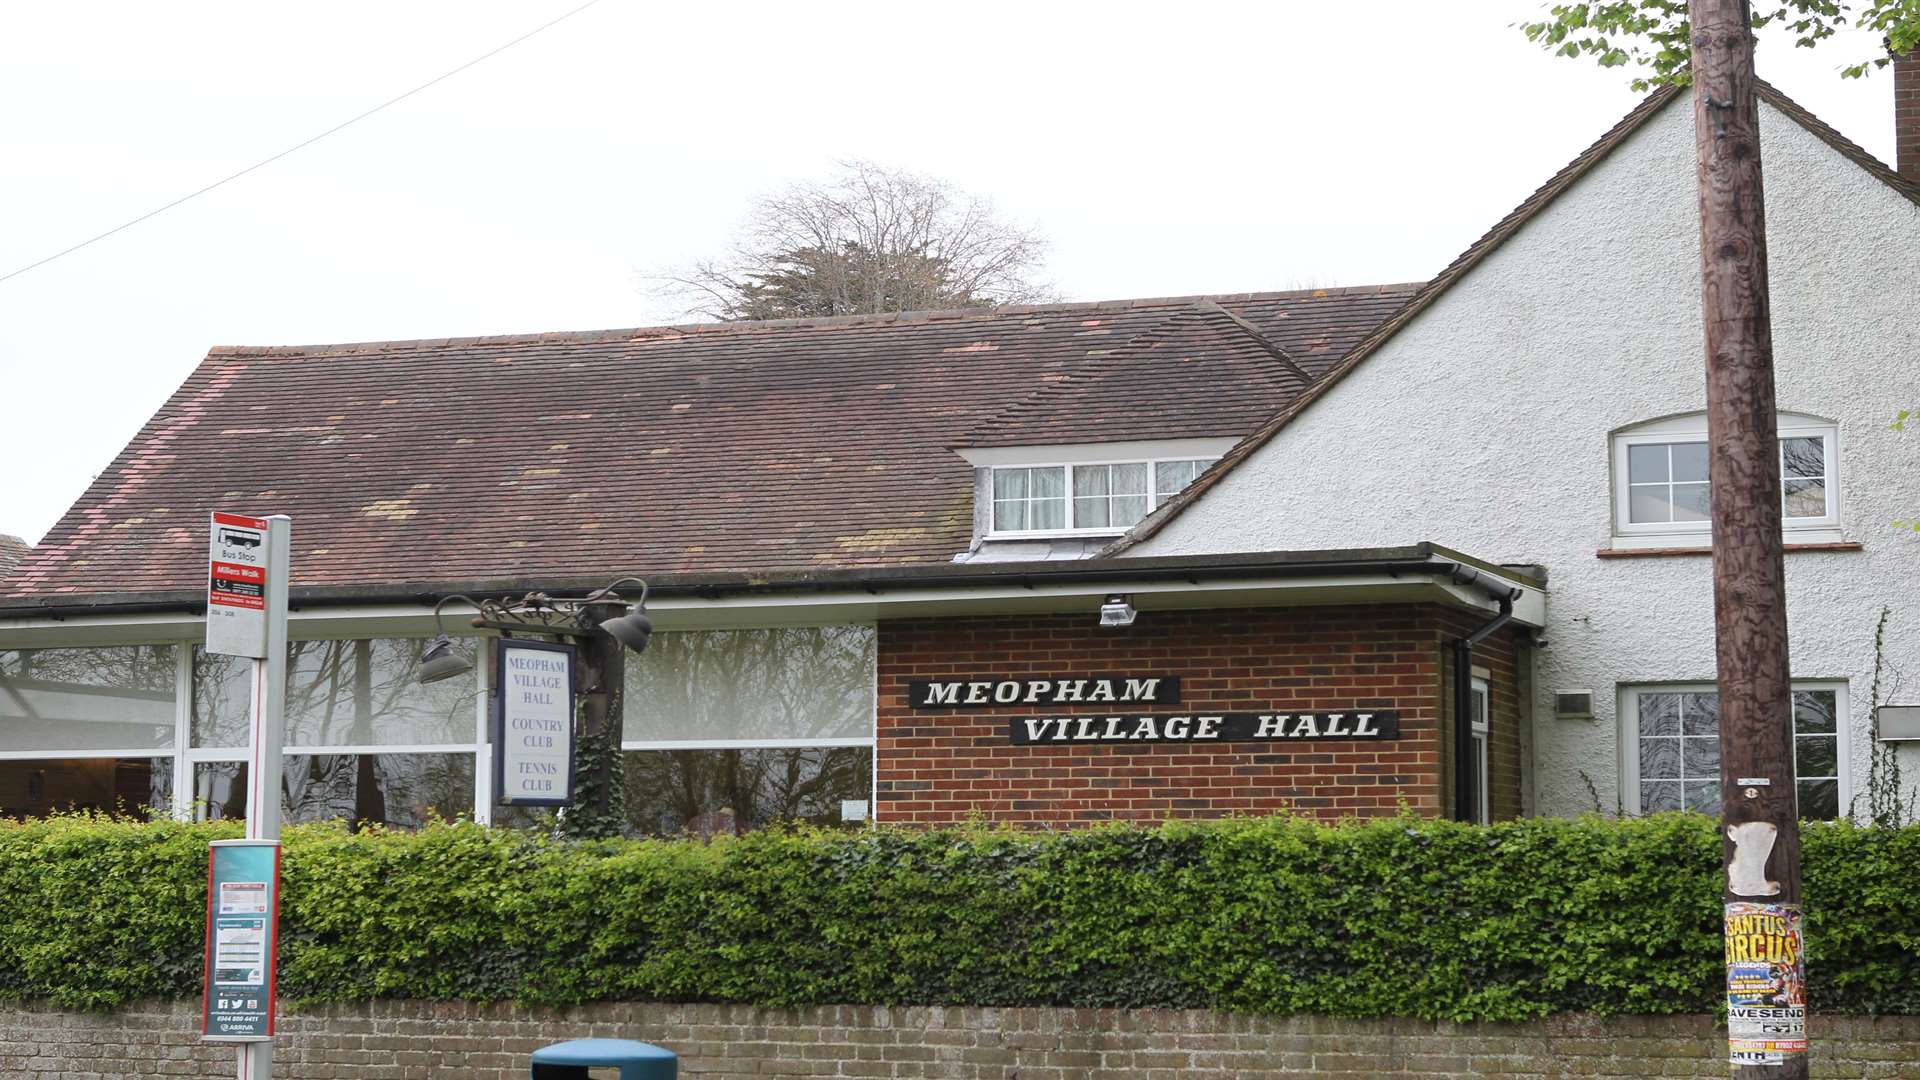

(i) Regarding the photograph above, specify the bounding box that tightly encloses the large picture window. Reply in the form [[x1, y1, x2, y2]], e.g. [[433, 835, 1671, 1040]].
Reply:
[[1624, 683, 1846, 819], [189, 638, 483, 829], [618, 625, 875, 836], [0, 646, 178, 820], [1610, 412, 1840, 546]]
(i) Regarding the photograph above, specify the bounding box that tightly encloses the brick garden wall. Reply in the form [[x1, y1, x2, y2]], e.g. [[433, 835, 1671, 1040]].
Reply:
[[4, 999, 1917, 1079], [875, 604, 1526, 827]]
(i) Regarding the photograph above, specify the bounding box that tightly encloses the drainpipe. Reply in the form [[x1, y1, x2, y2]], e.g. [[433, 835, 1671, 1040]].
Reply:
[[1449, 566, 1520, 823]]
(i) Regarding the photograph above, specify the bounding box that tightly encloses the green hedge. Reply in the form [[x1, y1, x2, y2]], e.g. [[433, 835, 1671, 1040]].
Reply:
[[3, 813, 1919, 1019]]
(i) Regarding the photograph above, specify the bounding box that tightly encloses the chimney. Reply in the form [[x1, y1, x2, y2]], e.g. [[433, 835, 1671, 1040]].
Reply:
[[1898, 46, 1920, 182]]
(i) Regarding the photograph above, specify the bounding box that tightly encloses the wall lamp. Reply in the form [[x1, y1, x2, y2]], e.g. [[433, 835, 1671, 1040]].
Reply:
[[1098, 594, 1137, 628], [416, 577, 653, 685]]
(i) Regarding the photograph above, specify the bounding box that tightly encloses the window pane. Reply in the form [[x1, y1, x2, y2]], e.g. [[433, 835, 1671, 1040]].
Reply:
[[992, 468, 1028, 501], [621, 745, 873, 836], [1795, 735, 1837, 779], [1638, 693, 1680, 737], [993, 499, 1027, 532], [1629, 487, 1674, 524], [286, 753, 473, 828], [1783, 479, 1826, 518], [1797, 778, 1839, 820], [1671, 442, 1709, 483], [1029, 466, 1065, 499], [1029, 494, 1065, 530], [1074, 496, 1111, 529], [193, 761, 249, 823], [1640, 736, 1680, 780], [1628, 444, 1670, 484], [1110, 495, 1149, 527], [1072, 465, 1110, 498], [1641, 780, 1681, 814], [1154, 460, 1204, 498], [283, 639, 477, 747], [1782, 437, 1824, 479], [1111, 463, 1148, 495], [0, 646, 176, 753], [1672, 482, 1712, 522], [1683, 780, 1721, 816], [623, 626, 875, 743], [202, 754, 474, 829], [1681, 692, 1720, 737], [1682, 736, 1720, 777], [0, 757, 171, 820], [1793, 690, 1837, 734]]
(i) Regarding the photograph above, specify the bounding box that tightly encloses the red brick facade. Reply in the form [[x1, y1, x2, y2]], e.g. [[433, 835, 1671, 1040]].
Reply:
[[876, 603, 1522, 827]]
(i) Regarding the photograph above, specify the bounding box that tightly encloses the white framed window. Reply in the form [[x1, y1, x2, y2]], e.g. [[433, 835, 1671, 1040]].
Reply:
[[1469, 677, 1490, 825], [1610, 412, 1840, 548], [1621, 682, 1847, 819], [0, 645, 179, 820], [989, 456, 1215, 536]]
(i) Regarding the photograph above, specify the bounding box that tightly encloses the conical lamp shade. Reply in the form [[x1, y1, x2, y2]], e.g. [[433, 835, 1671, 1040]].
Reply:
[[417, 634, 473, 684], [601, 607, 653, 653]]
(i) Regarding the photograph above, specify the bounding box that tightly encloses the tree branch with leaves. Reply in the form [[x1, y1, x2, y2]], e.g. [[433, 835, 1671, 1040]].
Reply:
[[1522, 1, 1920, 90]]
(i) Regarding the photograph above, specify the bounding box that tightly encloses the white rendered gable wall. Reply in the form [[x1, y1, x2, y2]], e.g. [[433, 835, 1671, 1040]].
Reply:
[[1127, 96, 1920, 818]]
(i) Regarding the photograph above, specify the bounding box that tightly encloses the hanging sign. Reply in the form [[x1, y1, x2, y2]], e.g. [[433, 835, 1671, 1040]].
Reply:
[[1010, 710, 1400, 745], [1725, 901, 1808, 1066], [206, 512, 273, 659], [911, 675, 1180, 709], [492, 639, 577, 806], [202, 839, 280, 1041]]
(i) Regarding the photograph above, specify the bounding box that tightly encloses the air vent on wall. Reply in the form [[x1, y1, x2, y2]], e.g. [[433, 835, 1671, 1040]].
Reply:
[[1554, 690, 1594, 719]]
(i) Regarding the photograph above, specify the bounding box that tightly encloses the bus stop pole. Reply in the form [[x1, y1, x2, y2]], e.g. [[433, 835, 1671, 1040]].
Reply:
[[240, 516, 291, 1080]]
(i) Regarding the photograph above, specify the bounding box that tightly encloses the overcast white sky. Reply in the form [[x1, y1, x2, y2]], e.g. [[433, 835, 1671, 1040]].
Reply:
[[0, 1, 1896, 544]]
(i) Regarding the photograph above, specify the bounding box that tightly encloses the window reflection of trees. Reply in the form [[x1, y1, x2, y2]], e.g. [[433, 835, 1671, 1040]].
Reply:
[[195, 755, 474, 830], [623, 627, 874, 742], [195, 640, 477, 750], [0, 646, 176, 750], [622, 746, 871, 837]]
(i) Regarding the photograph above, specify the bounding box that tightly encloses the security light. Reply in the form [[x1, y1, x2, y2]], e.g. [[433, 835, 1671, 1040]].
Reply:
[[1099, 594, 1137, 628]]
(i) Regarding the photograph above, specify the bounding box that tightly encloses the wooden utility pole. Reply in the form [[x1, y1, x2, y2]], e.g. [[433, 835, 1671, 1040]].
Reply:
[[1689, 1, 1807, 1075]]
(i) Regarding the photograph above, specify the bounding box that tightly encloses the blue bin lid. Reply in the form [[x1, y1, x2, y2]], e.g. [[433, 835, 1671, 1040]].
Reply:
[[531, 1038, 678, 1064]]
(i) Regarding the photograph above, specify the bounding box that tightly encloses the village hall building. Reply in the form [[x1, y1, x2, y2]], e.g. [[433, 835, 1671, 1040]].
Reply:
[[0, 73, 1915, 832]]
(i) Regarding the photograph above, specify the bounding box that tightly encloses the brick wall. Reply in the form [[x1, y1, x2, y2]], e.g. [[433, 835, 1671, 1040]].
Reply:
[[876, 604, 1521, 827], [4, 999, 1916, 1079]]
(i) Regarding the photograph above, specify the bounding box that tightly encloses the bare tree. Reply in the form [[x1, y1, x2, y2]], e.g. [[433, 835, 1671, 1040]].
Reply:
[[655, 161, 1055, 321]]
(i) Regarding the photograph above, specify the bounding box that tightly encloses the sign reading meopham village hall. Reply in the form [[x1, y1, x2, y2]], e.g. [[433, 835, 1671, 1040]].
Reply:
[[1009, 711, 1400, 746], [491, 639, 577, 806]]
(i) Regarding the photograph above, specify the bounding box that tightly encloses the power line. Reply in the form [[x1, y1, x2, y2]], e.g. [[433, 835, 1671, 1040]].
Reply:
[[0, 0, 606, 287]]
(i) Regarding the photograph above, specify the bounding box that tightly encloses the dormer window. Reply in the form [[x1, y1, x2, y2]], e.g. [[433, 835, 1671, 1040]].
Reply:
[[958, 438, 1238, 541], [989, 456, 1214, 535]]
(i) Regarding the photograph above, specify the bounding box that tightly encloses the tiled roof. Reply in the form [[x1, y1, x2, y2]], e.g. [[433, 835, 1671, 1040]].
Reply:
[[0, 536, 26, 580], [4, 285, 1417, 602], [1109, 81, 1919, 554], [962, 301, 1314, 447]]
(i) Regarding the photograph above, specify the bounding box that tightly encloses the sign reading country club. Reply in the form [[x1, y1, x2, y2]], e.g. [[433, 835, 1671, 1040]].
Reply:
[[492, 639, 577, 806]]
